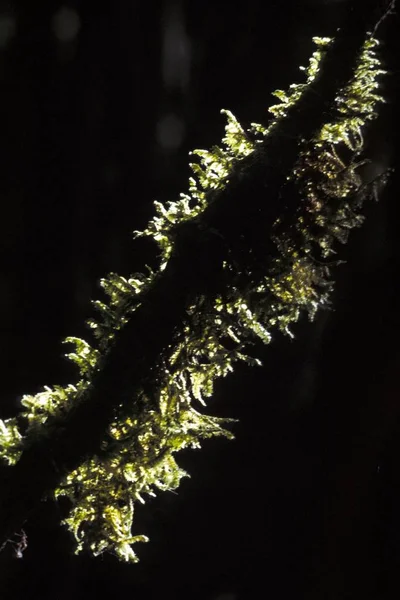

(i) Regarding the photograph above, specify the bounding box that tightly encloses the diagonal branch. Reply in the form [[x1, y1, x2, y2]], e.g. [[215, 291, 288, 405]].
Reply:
[[0, 0, 393, 551]]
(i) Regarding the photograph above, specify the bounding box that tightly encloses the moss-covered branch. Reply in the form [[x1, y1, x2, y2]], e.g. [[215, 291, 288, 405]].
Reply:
[[0, 0, 393, 562]]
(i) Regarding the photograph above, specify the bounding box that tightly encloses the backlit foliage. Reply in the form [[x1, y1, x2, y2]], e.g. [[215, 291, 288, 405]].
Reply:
[[0, 33, 387, 562], [267, 36, 332, 123]]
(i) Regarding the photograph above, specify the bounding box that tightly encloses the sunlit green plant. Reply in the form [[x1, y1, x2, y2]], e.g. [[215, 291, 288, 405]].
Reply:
[[0, 32, 388, 562]]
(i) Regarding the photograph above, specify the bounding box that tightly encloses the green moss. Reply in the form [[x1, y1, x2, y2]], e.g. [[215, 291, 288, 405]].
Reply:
[[0, 33, 387, 562]]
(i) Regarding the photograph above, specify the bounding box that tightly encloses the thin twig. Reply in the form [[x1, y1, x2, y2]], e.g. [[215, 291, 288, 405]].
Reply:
[[371, 0, 397, 37]]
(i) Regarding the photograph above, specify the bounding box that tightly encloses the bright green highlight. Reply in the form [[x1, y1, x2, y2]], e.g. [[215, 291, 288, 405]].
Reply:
[[0, 34, 386, 562]]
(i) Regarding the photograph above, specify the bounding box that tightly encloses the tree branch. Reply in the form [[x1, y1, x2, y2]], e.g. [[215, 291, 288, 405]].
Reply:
[[0, 0, 392, 550]]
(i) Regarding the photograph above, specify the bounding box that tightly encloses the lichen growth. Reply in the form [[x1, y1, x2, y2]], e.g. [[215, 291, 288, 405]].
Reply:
[[0, 33, 387, 562]]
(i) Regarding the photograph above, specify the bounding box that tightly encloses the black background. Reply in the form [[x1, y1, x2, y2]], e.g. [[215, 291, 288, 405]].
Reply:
[[0, 1, 399, 599]]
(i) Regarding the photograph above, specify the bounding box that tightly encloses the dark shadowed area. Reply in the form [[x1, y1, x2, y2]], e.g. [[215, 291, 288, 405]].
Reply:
[[0, 1, 399, 599]]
